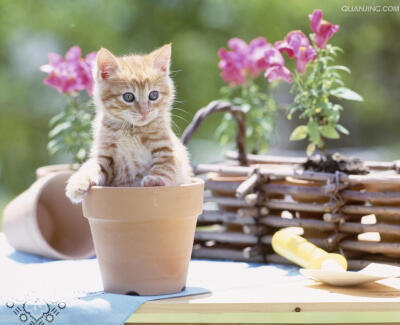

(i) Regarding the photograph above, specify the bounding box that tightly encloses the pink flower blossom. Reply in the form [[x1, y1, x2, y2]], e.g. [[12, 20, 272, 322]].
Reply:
[[275, 31, 316, 74], [218, 37, 269, 86], [247, 37, 270, 74], [309, 9, 339, 49], [263, 46, 292, 83], [218, 37, 291, 85], [40, 46, 96, 96], [218, 47, 247, 86]]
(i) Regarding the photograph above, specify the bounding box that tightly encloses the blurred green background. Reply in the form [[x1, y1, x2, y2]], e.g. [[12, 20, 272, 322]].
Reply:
[[0, 0, 399, 216]]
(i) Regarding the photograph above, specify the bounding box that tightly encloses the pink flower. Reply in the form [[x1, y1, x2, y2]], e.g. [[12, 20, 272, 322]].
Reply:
[[263, 46, 292, 83], [247, 37, 270, 74], [218, 37, 291, 85], [218, 47, 247, 85], [40, 46, 96, 96], [275, 31, 316, 74], [227, 37, 248, 53], [218, 37, 269, 86], [309, 9, 339, 49]]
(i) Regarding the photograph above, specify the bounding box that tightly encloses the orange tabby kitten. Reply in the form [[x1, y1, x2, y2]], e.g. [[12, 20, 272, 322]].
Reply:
[[66, 44, 191, 203]]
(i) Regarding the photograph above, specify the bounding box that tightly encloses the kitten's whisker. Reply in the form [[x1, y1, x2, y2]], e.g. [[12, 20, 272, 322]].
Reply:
[[170, 119, 181, 133], [171, 107, 190, 116], [122, 121, 131, 137], [169, 69, 182, 76], [121, 121, 126, 136], [171, 114, 189, 124]]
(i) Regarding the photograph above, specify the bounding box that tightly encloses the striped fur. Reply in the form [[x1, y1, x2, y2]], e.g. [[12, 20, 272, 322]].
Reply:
[[66, 44, 191, 203]]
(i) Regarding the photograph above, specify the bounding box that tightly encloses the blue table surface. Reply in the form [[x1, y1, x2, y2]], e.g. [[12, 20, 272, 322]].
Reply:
[[0, 233, 304, 325]]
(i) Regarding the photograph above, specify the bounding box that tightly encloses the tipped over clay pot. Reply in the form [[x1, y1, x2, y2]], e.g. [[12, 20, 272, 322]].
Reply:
[[36, 164, 79, 179], [82, 178, 204, 295], [2, 171, 94, 259]]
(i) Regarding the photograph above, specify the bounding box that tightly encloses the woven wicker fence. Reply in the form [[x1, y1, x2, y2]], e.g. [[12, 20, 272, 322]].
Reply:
[[183, 101, 400, 270]]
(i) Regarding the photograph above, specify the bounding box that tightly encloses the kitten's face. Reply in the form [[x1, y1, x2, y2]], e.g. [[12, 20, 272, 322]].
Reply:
[[94, 45, 174, 127]]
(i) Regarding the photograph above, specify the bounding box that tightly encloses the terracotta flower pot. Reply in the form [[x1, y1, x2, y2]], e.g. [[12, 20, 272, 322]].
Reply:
[[82, 178, 204, 295], [36, 164, 79, 179], [2, 171, 94, 259]]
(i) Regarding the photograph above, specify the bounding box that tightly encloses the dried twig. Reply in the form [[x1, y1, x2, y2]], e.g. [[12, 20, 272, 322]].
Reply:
[[195, 231, 258, 245], [225, 151, 398, 171], [181, 101, 248, 166], [236, 172, 260, 199], [197, 210, 255, 225], [340, 240, 400, 255]]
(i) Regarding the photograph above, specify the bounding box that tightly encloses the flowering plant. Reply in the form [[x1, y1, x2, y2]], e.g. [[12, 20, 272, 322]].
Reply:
[[217, 37, 291, 153], [278, 9, 363, 156], [40, 46, 96, 164], [217, 9, 362, 157]]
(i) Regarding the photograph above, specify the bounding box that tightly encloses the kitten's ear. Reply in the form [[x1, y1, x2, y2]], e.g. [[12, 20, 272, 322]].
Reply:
[[97, 48, 118, 80], [151, 44, 171, 74]]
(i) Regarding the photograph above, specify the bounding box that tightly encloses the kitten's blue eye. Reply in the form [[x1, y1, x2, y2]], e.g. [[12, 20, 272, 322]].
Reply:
[[149, 91, 159, 101], [122, 92, 135, 103]]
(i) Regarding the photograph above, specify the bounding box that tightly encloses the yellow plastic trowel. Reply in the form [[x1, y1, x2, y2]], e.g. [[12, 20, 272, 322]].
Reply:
[[272, 229, 400, 286]]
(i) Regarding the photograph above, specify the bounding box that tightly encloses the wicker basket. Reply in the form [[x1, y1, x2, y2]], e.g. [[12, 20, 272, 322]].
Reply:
[[182, 101, 400, 270]]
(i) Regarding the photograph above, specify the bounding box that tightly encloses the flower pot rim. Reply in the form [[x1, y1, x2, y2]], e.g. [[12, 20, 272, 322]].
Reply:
[[83, 177, 204, 221], [36, 164, 80, 179], [89, 177, 204, 192], [36, 163, 79, 172]]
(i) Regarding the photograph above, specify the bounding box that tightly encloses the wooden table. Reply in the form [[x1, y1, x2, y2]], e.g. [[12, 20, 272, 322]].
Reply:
[[126, 261, 400, 325]]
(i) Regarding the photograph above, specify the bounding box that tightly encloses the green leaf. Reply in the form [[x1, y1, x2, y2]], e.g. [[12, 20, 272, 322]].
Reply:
[[48, 121, 71, 138], [289, 125, 308, 141], [320, 56, 334, 63], [331, 87, 364, 102], [331, 46, 344, 53], [307, 120, 320, 143], [320, 125, 340, 139], [306, 143, 316, 156], [49, 111, 65, 127], [47, 139, 61, 155], [220, 134, 229, 146], [332, 79, 344, 86], [336, 124, 350, 135], [328, 65, 351, 73]]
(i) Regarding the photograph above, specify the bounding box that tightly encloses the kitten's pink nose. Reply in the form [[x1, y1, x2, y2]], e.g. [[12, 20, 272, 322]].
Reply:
[[140, 109, 149, 119]]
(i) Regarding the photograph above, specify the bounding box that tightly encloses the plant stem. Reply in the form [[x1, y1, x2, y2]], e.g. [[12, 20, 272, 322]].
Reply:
[[320, 141, 328, 157]]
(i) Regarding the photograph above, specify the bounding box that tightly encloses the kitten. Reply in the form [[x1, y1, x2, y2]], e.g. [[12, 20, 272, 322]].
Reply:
[[66, 44, 192, 203]]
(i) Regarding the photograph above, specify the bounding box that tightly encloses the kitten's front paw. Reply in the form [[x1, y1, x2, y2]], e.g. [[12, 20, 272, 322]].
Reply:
[[141, 175, 166, 187], [66, 174, 94, 204]]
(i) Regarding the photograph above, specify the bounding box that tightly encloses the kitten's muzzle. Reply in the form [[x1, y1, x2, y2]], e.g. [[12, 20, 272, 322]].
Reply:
[[139, 106, 150, 119], [140, 110, 149, 119]]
